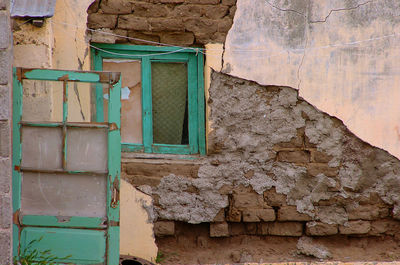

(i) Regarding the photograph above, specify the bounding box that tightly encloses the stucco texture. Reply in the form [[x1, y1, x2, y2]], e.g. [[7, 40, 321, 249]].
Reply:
[[223, 0, 400, 159]]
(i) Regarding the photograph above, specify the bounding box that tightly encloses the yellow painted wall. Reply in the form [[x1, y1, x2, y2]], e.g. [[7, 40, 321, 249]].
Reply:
[[12, 0, 158, 261]]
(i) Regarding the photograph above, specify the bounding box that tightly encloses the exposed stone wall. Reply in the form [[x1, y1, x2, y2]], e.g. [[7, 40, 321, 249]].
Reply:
[[87, 0, 237, 45], [0, 0, 12, 263], [123, 71, 400, 261]]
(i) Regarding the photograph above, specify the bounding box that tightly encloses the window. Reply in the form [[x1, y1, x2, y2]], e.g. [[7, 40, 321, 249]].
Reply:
[[91, 43, 206, 155]]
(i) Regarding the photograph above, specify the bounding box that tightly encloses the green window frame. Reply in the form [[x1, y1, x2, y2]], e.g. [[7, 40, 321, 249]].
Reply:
[[91, 43, 206, 155]]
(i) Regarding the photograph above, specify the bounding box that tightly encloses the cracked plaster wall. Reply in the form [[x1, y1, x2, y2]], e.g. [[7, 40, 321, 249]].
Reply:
[[223, 0, 400, 159], [138, 71, 400, 228]]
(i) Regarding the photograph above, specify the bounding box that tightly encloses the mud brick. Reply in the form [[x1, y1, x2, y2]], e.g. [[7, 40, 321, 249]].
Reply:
[[346, 204, 389, 220], [268, 222, 303, 236], [227, 207, 241, 222], [149, 18, 184, 31], [154, 221, 175, 236], [184, 17, 218, 34], [307, 163, 338, 177], [87, 13, 117, 29], [210, 222, 229, 237], [306, 221, 338, 236], [100, 0, 132, 14], [245, 223, 258, 235], [278, 150, 310, 163], [159, 32, 194, 46], [311, 150, 332, 163], [213, 208, 226, 222], [369, 219, 400, 236], [230, 223, 246, 236], [118, 15, 150, 31], [264, 188, 287, 207], [243, 208, 275, 222], [233, 192, 266, 209], [258, 222, 269, 235], [131, 2, 169, 17], [278, 206, 312, 221], [339, 220, 371, 235]]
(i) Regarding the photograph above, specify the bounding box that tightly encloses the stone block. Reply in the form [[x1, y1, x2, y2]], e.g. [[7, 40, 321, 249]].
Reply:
[[210, 222, 229, 237], [245, 222, 257, 235], [268, 222, 303, 236], [186, 0, 220, 4], [278, 206, 312, 221], [217, 17, 233, 32], [0, 231, 10, 265], [222, 0, 237, 5], [149, 18, 184, 31], [125, 161, 200, 179], [230, 223, 245, 236], [227, 207, 241, 222], [307, 163, 338, 177], [369, 219, 400, 236], [0, 158, 10, 193], [154, 221, 175, 236], [258, 222, 269, 235], [87, 13, 118, 29], [243, 208, 275, 222], [277, 150, 310, 163], [159, 32, 194, 46], [118, 15, 149, 31], [131, 2, 169, 17], [306, 221, 338, 236], [0, 195, 11, 229], [233, 192, 265, 209], [0, 121, 9, 157], [127, 31, 160, 45], [213, 208, 225, 222], [339, 220, 371, 235], [311, 150, 332, 163], [0, 51, 10, 85], [100, 0, 132, 14], [0, 14, 10, 49], [263, 188, 287, 207], [184, 18, 218, 35], [346, 204, 389, 220]]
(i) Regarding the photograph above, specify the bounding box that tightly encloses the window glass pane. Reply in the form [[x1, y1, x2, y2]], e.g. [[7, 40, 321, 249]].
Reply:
[[103, 59, 143, 144], [21, 80, 63, 122], [151, 62, 188, 145], [21, 172, 106, 217], [21, 127, 63, 170], [66, 128, 108, 172]]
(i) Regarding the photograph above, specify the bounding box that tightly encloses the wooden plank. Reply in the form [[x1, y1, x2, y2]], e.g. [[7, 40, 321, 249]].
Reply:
[[188, 54, 199, 154], [92, 48, 105, 122], [142, 57, 153, 153], [21, 215, 106, 229], [197, 53, 206, 155], [121, 143, 144, 152], [12, 68, 23, 258]]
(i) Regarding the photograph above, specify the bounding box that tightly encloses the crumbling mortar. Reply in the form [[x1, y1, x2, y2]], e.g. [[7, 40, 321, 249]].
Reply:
[[137, 71, 400, 226]]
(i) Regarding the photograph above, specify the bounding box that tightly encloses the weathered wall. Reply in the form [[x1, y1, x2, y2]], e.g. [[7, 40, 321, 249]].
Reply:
[[223, 0, 400, 159], [125, 71, 400, 262], [87, 0, 236, 46], [0, 0, 12, 263]]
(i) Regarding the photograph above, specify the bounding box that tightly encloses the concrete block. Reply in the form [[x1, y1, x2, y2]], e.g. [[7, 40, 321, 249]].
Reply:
[[0, 13, 9, 49], [306, 221, 338, 236], [0, 157, 10, 193], [0, 231, 10, 265], [154, 221, 175, 236], [278, 150, 310, 163], [210, 222, 229, 237], [278, 206, 312, 221], [268, 222, 303, 236], [0, 50, 10, 85], [0, 195, 11, 229], [339, 220, 371, 235], [0, 121, 9, 157]]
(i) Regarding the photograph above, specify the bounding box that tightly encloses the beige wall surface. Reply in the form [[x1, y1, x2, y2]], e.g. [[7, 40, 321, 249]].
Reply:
[[223, 0, 400, 158]]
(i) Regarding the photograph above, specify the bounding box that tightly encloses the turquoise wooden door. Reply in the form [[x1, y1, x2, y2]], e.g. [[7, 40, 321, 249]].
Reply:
[[12, 68, 121, 264]]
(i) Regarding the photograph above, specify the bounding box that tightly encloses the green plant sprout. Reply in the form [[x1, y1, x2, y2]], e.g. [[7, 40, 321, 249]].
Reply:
[[13, 237, 72, 265]]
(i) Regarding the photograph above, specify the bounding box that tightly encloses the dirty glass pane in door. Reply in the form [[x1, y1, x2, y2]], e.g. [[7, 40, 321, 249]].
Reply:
[[103, 59, 143, 144], [151, 62, 188, 145], [21, 172, 107, 217], [66, 127, 108, 172], [21, 80, 64, 122]]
